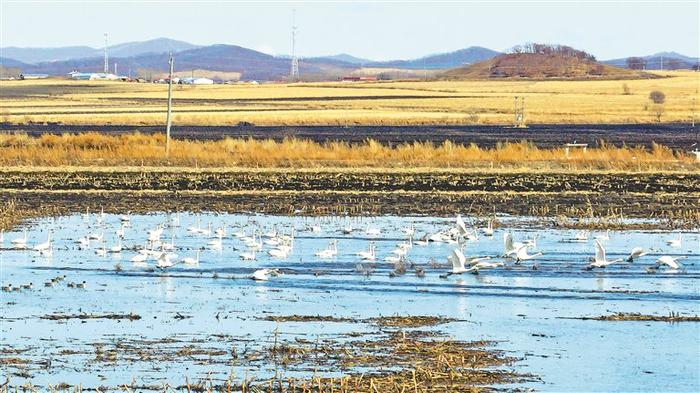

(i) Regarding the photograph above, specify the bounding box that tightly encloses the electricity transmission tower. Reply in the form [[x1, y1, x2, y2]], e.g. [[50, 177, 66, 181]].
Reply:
[[103, 33, 109, 74], [290, 10, 299, 81]]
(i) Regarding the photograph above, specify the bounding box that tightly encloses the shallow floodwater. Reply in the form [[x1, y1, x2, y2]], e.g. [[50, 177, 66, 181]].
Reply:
[[1, 213, 698, 391]]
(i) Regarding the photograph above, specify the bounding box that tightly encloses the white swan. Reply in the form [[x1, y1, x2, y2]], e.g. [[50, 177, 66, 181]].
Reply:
[[482, 219, 494, 237], [523, 234, 538, 249], [568, 230, 589, 243], [503, 233, 525, 257], [95, 243, 108, 257], [186, 215, 202, 234], [214, 226, 227, 238], [355, 242, 376, 260], [11, 229, 28, 249], [513, 245, 542, 262], [208, 234, 223, 249], [442, 249, 478, 276], [365, 225, 381, 236], [239, 250, 257, 260], [182, 250, 200, 266], [585, 240, 623, 269], [626, 247, 648, 262], [414, 234, 429, 246], [156, 252, 178, 269], [161, 235, 176, 251], [315, 240, 338, 258], [131, 253, 148, 264], [595, 230, 610, 241], [109, 239, 122, 253], [33, 231, 52, 252], [251, 268, 279, 281], [268, 240, 293, 259], [655, 255, 686, 270], [666, 233, 682, 248]]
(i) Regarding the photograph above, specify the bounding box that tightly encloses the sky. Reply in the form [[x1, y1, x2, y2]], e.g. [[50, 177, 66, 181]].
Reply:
[[1, 1, 698, 61]]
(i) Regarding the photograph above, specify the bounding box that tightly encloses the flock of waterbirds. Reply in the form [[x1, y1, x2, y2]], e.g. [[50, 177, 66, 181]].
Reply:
[[0, 208, 694, 292]]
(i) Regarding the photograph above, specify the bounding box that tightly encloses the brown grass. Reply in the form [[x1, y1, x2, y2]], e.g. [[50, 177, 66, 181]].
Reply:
[[0, 132, 695, 171]]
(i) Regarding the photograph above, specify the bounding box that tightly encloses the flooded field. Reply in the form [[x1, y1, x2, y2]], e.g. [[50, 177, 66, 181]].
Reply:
[[1, 212, 699, 391]]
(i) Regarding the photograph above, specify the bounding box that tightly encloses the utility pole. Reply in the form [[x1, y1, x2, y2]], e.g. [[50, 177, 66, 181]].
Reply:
[[514, 96, 526, 128], [165, 53, 174, 156], [692, 96, 696, 128]]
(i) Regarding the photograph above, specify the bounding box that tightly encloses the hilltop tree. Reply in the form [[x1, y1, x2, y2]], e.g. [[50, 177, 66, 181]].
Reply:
[[510, 43, 596, 61]]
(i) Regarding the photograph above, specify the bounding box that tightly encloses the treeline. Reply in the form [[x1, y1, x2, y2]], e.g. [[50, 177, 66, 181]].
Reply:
[[510, 43, 596, 61]]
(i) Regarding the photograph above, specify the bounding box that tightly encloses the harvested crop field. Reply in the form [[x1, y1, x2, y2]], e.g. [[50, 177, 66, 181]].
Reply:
[[1, 72, 697, 125], [2, 122, 699, 149]]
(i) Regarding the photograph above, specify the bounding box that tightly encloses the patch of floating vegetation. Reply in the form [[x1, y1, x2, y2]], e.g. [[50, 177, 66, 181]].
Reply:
[[564, 312, 700, 322], [0, 318, 533, 392], [258, 315, 458, 328], [40, 312, 141, 321], [259, 315, 357, 323], [369, 315, 457, 328]]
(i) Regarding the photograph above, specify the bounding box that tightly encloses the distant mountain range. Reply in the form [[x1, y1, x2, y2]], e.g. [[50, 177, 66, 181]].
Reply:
[[367, 47, 502, 69], [602, 52, 699, 70], [1, 38, 697, 80], [1, 38, 198, 64]]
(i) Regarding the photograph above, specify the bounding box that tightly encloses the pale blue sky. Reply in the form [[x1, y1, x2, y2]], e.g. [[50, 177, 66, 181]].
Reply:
[[1, 1, 698, 60]]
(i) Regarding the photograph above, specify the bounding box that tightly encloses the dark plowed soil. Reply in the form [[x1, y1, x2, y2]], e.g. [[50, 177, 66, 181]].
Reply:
[[1, 170, 697, 193], [2, 123, 698, 148]]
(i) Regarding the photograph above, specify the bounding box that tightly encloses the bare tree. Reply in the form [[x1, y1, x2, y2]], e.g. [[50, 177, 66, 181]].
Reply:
[[649, 90, 666, 104], [626, 57, 647, 70], [622, 83, 631, 95]]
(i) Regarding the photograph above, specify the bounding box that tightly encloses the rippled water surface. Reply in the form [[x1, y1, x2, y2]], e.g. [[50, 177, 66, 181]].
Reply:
[[1, 213, 698, 391]]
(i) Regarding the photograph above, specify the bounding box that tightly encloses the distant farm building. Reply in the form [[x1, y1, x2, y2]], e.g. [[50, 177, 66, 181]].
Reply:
[[180, 77, 214, 85], [340, 76, 378, 82], [68, 71, 119, 80], [19, 74, 49, 80]]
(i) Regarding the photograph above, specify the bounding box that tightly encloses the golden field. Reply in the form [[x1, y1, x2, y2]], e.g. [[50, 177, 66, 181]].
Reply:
[[0, 132, 696, 172], [0, 71, 698, 126]]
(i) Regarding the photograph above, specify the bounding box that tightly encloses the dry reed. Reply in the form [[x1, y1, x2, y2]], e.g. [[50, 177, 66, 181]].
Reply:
[[0, 132, 695, 171]]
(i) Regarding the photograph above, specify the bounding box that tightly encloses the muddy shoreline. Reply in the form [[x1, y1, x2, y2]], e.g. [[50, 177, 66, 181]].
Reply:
[[0, 169, 698, 229], [2, 189, 698, 230]]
